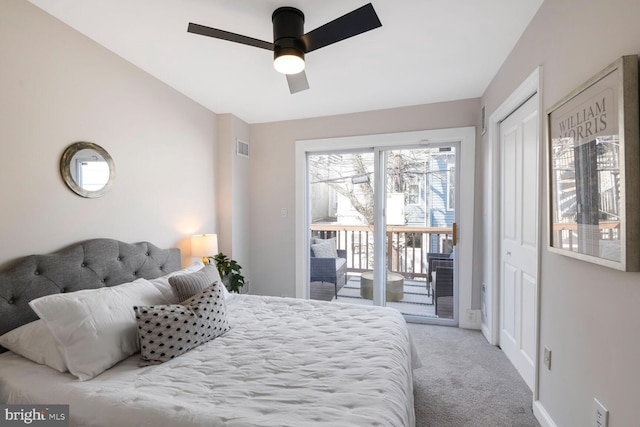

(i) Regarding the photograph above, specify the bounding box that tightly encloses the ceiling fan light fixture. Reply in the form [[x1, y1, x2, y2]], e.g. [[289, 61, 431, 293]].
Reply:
[[188, 3, 382, 92], [272, 7, 305, 75], [274, 51, 305, 74]]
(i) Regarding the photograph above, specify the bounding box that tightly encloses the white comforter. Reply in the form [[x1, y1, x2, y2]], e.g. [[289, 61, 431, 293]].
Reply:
[[0, 295, 419, 427]]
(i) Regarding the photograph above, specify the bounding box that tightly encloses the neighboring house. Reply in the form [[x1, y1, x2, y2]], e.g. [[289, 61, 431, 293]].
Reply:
[[311, 149, 456, 230], [426, 151, 455, 229]]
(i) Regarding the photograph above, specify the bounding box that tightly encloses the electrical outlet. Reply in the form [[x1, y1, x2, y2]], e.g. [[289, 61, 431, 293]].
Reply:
[[466, 309, 480, 323], [466, 309, 475, 322], [593, 398, 608, 427], [543, 346, 552, 370], [280, 208, 288, 218]]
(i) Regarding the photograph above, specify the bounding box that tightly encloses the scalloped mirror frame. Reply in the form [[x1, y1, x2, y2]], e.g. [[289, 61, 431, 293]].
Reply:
[[60, 141, 115, 198]]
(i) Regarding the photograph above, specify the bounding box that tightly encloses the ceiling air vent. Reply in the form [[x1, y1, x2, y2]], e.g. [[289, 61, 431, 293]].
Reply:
[[236, 139, 249, 158]]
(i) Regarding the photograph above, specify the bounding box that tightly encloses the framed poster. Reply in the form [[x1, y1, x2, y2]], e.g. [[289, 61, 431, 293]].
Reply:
[[547, 55, 640, 271]]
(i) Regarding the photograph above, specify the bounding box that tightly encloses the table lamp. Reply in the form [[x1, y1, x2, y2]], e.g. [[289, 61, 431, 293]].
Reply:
[[191, 233, 218, 264]]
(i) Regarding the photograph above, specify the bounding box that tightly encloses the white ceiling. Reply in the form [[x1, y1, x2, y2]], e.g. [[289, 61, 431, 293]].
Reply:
[[28, 0, 543, 124]]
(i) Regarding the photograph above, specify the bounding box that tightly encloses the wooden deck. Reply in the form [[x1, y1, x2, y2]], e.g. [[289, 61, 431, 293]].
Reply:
[[311, 274, 453, 319]]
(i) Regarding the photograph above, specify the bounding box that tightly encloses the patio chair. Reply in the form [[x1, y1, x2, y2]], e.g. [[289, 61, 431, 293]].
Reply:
[[434, 264, 454, 318], [310, 249, 347, 299], [426, 252, 453, 301]]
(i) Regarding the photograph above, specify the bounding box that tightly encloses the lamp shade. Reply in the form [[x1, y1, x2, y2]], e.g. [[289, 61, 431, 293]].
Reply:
[[191, 234, 218, 258]]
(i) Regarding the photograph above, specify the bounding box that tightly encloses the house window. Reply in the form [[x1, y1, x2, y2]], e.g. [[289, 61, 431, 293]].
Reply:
[[407, 183, 420, 204], [447, 166, 455, 211]]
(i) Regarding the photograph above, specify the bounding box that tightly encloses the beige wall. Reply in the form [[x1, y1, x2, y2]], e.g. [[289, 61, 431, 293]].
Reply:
[[216, 114, 251, 279], [481, 0, 640, 425], [0, 0, 217, 267], [248, 99, 480, 297]]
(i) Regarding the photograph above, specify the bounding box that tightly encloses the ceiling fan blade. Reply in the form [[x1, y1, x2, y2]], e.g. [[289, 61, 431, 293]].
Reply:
[[187, 23, 273, 51], [286, 71, 310, 94], [300, 3, 381, 53]]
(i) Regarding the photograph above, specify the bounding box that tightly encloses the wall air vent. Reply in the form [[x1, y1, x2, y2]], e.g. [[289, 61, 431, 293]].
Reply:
[[236, 139, 249, 158]]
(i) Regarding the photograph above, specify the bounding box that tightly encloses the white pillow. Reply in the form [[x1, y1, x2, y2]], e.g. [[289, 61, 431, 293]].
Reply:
[[310, 237, 338, 258], [29, 278, 166, 381], [0, 320, 67, 372], [311, 237, 338, 257], [312, 241, 337, 258]]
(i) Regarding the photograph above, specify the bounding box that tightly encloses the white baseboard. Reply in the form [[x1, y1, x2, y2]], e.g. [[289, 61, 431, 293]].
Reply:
[[458, 318, 482, 330], [533, 400, 557, 427]]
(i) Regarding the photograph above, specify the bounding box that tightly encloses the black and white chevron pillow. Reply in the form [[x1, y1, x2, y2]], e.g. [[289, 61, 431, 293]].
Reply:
[[133, 281, 230, 365]]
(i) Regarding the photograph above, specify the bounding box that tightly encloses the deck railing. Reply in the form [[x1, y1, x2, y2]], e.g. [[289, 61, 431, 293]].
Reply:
[[310, 224, 453, 280]]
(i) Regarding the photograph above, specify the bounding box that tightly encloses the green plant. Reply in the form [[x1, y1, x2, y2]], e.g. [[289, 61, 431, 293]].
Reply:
[[210, 253, 245, 293]]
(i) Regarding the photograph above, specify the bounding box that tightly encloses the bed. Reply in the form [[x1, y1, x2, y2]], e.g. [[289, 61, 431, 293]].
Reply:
[[0, 239, 419, 427]]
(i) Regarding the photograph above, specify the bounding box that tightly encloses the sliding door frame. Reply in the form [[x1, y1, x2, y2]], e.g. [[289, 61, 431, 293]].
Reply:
[[295, 127, 477, 327]]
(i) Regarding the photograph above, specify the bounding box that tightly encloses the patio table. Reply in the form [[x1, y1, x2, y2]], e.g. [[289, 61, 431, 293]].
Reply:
[[360, 271, 404, 301]]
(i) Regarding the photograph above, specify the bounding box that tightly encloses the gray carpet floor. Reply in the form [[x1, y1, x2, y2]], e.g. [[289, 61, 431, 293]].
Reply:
[[409, 323, 540, 427]]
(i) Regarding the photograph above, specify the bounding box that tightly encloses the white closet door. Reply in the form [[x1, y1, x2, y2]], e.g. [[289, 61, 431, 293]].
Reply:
[[499, 93, 539, 391]]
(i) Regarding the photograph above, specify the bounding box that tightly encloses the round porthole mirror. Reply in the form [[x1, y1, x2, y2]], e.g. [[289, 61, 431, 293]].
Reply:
[[60, 142, 115, 198]]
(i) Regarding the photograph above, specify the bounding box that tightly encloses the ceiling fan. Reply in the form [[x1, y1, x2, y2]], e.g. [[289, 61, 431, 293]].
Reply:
[[187, 3, 382, 94]]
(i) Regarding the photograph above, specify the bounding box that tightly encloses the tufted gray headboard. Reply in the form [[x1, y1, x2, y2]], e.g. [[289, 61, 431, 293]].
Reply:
[[0, 238, 181, 353]]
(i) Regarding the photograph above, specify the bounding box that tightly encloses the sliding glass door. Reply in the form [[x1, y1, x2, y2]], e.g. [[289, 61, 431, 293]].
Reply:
[[381, 145, 457, 320], [307, 144, 458, 322], [308, 150, 376, 306]]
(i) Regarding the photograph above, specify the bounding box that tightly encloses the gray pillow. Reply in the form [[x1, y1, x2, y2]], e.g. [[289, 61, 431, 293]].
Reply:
[[133, 282, 230, 366], [168, 264, 221, 303]]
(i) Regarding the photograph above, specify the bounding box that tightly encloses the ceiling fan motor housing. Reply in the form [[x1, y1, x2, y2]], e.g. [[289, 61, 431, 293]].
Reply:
[[272, 7, 306, 62]]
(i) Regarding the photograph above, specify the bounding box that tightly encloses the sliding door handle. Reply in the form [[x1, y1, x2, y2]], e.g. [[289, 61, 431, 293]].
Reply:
[[452, 222, 457, 247]]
